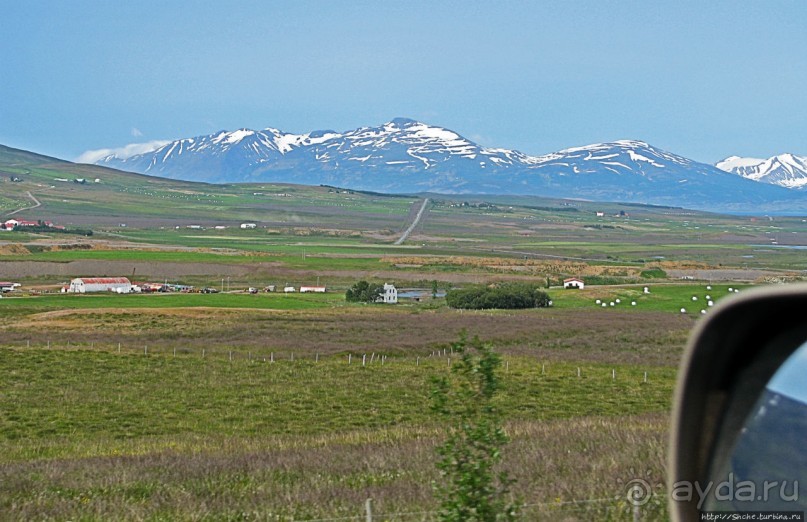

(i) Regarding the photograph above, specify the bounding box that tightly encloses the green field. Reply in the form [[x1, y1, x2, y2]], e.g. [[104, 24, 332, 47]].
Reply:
[[0, 345, 673, 520], [0, 291, 342, 313], [2, 145, 806, 520]]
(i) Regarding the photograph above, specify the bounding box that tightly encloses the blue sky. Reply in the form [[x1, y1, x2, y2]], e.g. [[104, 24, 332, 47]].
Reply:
[[1, 1, 805, 164]]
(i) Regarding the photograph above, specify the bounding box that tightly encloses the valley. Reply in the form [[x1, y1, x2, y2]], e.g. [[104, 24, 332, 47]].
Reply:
[[1, 146, 807, 520]]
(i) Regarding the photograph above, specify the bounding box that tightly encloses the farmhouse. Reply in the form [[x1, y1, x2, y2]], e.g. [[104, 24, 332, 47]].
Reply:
[[68, 277, 132, 294], [0, 282, 20, 292], [2, 219, 57, 230], [300, 286, 326, 293], [563, 277, 585, 290], [382, 283, 398, 304]]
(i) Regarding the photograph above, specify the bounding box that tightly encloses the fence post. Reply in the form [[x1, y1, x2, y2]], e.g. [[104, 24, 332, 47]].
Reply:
[[348, 354, 351, 365], [145, 345, 148, 355], [365, 498, 373, 522]]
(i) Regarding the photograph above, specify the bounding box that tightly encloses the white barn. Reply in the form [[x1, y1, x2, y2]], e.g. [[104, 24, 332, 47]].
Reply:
[[382, 283, 398, 304], [563, 277, 585, 290], [68, 277, 132, 294]]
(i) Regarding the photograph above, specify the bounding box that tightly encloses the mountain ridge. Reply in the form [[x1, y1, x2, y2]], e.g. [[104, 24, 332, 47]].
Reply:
[[716, 154, 807, 189], [72, 119, 807, 213]]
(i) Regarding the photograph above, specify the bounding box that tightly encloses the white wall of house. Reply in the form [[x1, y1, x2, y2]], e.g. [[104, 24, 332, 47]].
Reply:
[[383, 283, 397, 304]]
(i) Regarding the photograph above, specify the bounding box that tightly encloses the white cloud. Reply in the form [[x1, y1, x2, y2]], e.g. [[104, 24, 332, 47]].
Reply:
[[76, 140, 172, 164], [131, 127, 144, 137]]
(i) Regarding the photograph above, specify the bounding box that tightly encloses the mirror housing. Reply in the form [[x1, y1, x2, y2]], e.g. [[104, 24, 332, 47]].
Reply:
[[670, 284, 807, 520]]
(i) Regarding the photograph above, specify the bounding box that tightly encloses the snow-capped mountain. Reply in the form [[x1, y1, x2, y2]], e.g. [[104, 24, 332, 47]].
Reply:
[[95, 118, 536, 185], [716, 154, 807, 189], [92, 118, 806, 213]]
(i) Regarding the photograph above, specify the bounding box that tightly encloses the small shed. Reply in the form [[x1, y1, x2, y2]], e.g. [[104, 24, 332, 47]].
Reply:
[[563, 277, 585, 290]]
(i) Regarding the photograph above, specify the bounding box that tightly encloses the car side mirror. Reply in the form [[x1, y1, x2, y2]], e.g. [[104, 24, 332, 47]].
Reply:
[[670, 284, 807, 521]]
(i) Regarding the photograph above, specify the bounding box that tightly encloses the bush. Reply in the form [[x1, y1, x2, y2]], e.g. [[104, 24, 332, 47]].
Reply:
[[640, 268, 667, 279], [445, 283, 550, 310], [345, 280, 384, 303], [431, 334, 518, 521]]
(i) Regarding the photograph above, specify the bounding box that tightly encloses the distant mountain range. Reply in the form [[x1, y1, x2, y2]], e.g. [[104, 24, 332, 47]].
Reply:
[[81, 118, 807, 213], [716, 154, 807, 189]]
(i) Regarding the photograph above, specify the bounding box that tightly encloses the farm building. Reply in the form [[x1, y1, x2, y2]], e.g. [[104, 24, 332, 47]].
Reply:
[[68, 277, 132, 294], [563, 277, 585, 290], [240, 223, 257, 229], [300, 286, 326, 293], [0, 282, 20, 292], [284, 286, 296, 293], [382, 283, 398, 304]]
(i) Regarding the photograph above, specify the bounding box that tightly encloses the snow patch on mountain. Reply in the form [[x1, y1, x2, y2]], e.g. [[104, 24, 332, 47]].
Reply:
[[717, 154, 807, 189]]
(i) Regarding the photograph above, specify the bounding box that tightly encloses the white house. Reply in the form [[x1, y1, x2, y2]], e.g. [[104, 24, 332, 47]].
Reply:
[[382, 283, 398, 304], [0, 282, 19, 292], [68, 277, 132, 294], [563, 277, 585, 290]]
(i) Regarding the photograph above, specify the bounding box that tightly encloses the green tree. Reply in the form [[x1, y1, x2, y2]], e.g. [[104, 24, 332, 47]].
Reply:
[[345, 280, 384, 303], [431, 333, 518, 521], [445, 282, 550, 310]]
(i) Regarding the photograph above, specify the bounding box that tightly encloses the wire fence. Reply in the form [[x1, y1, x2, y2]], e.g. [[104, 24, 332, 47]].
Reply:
[[0, 339, 656, 383]]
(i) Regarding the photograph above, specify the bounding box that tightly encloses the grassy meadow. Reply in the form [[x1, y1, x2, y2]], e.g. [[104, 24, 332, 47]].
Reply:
[[2, 148, 807, 519]]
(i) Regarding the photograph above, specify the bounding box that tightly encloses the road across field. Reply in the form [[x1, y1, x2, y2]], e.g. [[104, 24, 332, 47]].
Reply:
[[394, 198, 429, 245]]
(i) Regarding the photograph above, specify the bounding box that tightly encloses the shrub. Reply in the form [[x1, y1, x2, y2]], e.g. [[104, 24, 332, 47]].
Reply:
[[640, 268, 667, 279], [345, 280, 384, 303], [431, 334, 518, 521], [445, 283, 550, 310]]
